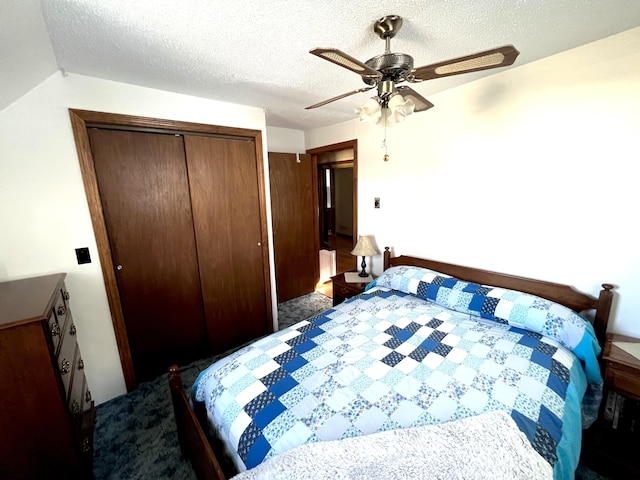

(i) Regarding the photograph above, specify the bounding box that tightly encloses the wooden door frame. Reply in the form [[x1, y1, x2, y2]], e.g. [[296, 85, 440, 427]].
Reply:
[[306, 139, 358, 279], [68, 109, 273, 391]]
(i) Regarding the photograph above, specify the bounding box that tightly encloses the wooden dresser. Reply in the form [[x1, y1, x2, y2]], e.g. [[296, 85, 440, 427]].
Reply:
[[0, 273, 94, 479]]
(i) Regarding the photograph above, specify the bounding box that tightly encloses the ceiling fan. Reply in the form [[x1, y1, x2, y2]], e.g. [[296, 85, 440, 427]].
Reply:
[[305, 15, 519, 122]]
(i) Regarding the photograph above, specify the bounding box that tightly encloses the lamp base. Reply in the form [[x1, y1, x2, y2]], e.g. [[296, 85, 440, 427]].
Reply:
[[359, 256, 368, 277]]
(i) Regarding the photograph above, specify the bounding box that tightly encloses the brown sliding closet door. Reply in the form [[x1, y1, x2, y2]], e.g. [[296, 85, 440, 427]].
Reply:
[[184, 135, 270, 352], [89, 129, 207, 383]]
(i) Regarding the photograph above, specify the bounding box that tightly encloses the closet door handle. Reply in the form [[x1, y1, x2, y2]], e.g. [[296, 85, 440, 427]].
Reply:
[[116, 265, 123, 271]]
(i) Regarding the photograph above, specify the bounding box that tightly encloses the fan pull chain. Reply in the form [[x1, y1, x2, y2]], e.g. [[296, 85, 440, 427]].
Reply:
[[382, 113, 389, 161]]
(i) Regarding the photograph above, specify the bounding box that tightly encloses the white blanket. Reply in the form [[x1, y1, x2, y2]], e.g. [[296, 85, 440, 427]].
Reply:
[[231, 410, 552, 480]]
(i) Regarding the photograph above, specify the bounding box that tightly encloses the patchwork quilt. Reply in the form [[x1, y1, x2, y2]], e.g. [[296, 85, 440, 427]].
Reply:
[[192, 267, 602, 480]]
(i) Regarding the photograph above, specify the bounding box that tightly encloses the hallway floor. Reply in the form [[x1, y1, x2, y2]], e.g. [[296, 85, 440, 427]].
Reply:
[[316, 233, 356, 298], [328, 233, 356, 274]]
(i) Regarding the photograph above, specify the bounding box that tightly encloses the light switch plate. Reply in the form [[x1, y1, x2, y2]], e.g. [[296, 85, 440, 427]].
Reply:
[[75, 247, 91, 264]]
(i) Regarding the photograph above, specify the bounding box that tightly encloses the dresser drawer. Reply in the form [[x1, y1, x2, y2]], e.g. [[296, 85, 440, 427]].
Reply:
[[57, 314, 78, 394], [48, 311, 62, 351], [53, 291, 68, 341], [61, 284, 71, 308], [83, 376, 93, 412], [79, 404, 95, 467], [70, 394, 95, 478], [68, 348, 85, 415], [335, 282, 361, 298], [606, 366, 640, 400], [47, 289, 69, 354], [332, 273, 373, 306], [68, 352, 92, 415]]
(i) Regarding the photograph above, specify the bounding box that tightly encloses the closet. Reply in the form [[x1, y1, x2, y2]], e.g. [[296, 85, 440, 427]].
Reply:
[[71, 111, 272, 387]]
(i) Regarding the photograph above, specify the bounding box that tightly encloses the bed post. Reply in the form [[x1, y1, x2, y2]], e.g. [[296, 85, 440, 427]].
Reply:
[[594, 284, 614, 347], [383, 247, 391, 270], [168, 365, 227, 480], [168, 366, 189, 459]]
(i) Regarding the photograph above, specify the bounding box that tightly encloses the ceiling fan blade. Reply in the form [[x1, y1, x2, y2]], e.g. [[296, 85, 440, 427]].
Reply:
[[305, 87, 375, 109], [310, 48, 382, 80], [411, 45, 520, 81], [396, 86, 434, 112]]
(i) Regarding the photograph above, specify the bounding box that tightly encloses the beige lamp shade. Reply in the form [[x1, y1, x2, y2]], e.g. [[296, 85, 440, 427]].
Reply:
[[351, 235, 379, 277], [351, 235, 379, 257]]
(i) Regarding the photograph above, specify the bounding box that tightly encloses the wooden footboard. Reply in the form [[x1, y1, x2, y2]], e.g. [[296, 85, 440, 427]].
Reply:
[[168, 365, 227, 480]]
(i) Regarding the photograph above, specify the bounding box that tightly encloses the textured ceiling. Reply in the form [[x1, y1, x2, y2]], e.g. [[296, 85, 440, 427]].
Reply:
[[3, 1, 640, 130]]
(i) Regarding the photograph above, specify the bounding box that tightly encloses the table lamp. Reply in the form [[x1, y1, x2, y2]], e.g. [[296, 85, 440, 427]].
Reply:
[[350, 235, 379, 277]]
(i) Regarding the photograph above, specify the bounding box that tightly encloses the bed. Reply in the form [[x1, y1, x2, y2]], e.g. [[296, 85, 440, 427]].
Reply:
[[169, 248, 614, 480]]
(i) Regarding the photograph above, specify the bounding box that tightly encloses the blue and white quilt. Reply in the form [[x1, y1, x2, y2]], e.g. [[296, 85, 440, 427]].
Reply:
[[192, 266, 603, 480]]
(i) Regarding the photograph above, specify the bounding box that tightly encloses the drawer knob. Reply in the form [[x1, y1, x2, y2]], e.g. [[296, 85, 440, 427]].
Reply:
[[63, 291, 70, 301], [70, 324, 77, 336], [78, 358, 84, 370], [340, 287, 349, 295], [60, 358, 71, 375], [85, 390, 92, 403], [71, 400, 81, 415], [57, 305, 66, 316], [50, 322, 60, 337]]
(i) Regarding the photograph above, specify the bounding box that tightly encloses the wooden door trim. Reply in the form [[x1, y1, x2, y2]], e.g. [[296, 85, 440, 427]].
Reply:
[[307, 139, 358, 262], [68, 109, 273, 391], [311, 157, 320, 284], [252, 133, 275, 333]]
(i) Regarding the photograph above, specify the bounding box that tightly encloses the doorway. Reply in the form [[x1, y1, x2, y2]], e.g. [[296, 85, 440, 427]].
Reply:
[[307, 140, 358, 293], [319, 163, 354, 273]]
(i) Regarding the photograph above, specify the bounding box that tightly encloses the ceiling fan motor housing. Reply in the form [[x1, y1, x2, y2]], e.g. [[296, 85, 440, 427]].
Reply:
[[364, 53, 414, 84]]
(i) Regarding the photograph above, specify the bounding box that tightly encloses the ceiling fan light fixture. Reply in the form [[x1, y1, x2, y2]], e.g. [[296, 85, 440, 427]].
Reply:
[[356, 93, 415, 127], [386, 94, 415, 126], [355, 97, 382, 125], [434, 52, 505, 75]]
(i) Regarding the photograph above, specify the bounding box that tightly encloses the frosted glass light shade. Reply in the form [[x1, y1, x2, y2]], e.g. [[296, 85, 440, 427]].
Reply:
[[386, 94, 415, 126], [356, 94, 415, 127], [355, 98, 382, 125]]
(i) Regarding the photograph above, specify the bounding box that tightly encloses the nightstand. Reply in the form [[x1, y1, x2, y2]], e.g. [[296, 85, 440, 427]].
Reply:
[[581, 333, 640, 479], [331, 272, 373, 306]]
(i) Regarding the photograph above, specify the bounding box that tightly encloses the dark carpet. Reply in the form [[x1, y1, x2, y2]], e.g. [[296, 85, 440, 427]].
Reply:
[[93, 290, 609, 479], [93, 291, 332, 479]]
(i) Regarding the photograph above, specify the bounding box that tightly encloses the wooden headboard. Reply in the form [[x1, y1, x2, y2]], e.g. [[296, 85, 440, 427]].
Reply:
[[382, 247, 614, 346]]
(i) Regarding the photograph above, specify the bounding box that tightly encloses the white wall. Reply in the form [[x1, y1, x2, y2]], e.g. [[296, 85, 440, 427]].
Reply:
[[306, 27, 640, 337], [265, 126, 305, 153], [305, 119, 356, 150], [0, 72, 273, 404]]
